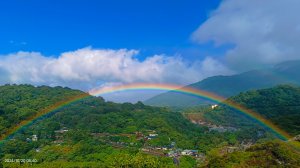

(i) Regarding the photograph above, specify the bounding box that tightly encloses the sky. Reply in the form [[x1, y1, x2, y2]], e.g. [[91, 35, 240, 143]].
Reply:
[[0, 0, 299, 102], [0, 0, 221, 58]]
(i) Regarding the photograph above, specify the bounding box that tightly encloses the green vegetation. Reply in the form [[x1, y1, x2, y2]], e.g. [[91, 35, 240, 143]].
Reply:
[[1, 84, 300, 167], [0, 84, 235, 167], [228, 85, 300, 135], [201, 85, 300, 136], [0, 84, 86, 136], [204, 140, 300, 167]]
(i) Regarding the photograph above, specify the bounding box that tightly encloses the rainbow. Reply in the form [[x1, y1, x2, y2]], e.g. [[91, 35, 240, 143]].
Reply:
[[0, 83, 293, 144]]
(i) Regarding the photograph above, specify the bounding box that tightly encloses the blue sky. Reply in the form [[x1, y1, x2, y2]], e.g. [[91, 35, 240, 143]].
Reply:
[[0, 0, 221, 59], [0, 0, 299, 102]]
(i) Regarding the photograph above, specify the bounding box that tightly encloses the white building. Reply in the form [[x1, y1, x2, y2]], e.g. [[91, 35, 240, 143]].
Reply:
[[32, 135, 38, 141], [181, 150, 192, 155], [211, 104, 218, 109], [181, 150, 198, 156], [149, 133, 158, 137]]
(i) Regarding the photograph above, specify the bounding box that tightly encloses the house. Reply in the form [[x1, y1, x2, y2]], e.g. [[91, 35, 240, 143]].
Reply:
[[181, 150, 198, 156], [211, 104, 218, 109], [190, 150, 199, 157], [149, 133, 158, 137], [54, 127, 69, 134], [147, 133, 158, 140], [181, 150, 192, 155], [167, 151, 179, 157], [32, 135, 38, 141], [162, 147, 168, 150]]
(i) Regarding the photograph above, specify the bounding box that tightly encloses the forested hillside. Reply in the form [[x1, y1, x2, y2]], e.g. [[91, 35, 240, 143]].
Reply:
[[0, 85, 236, 167], [0, 84, 86, 137], [0, 84, 299, 167], [200, 85, 300, 136]]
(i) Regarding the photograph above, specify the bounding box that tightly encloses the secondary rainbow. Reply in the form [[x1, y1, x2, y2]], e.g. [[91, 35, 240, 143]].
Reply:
[[0, 83, 292, 144]]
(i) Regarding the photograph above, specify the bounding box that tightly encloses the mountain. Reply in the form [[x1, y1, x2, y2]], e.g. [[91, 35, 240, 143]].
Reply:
[[0, 84, 232, 167], [184, 85, 300, 167], [0, 84, 299, 167], [0, 84, 206, 149], [199, 85, 300, 136], [144, 60, 300, 107]]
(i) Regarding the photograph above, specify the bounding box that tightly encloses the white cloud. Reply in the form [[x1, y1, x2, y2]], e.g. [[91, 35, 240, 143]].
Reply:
[[0, 47, 232, 98], [0, 52, 52, 84], [90, 82, 166, 103], [192, 0, 300, 71]]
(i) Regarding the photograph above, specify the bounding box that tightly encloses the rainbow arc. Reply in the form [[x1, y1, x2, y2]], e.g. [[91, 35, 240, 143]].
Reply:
[[0, 83, 293, 143]]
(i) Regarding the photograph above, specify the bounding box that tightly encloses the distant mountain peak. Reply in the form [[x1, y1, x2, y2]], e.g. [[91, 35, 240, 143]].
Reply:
[[144, 60, 300, 107], [274, 60, 300, 71]]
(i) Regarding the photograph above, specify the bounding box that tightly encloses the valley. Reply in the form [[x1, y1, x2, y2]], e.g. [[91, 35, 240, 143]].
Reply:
[[2, 0, 300, 167], [0, 84, 300, 167]]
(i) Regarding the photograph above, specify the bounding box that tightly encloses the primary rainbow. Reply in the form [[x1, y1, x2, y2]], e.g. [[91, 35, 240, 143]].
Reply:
[[0, 83, 292, 144]]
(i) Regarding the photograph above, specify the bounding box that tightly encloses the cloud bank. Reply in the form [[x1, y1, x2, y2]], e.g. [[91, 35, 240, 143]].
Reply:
[[0, 47, 232, 94], [192, 0, 300, 71]]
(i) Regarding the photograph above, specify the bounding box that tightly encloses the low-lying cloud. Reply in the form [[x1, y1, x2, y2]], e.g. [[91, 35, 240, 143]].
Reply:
[[0, 47, 232, 93], [192, 0, 300, 71]]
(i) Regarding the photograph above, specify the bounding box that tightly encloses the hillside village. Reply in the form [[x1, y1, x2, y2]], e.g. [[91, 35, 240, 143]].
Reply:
[[25, 126, 260, 164]]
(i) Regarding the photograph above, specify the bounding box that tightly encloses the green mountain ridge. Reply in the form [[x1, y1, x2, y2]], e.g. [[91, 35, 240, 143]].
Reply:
[[199, 85, 300, 136], [0, 84, 300, 167], [186, 85, 300, 167], [0, 84, 205, 149], [0, 84, 237, 167], [145, 60, 300, 107]]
